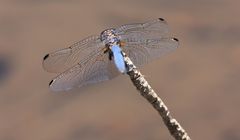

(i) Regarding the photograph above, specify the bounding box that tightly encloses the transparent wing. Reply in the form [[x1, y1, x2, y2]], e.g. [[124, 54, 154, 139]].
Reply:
[[48, 47, 119, 91], [43, 35, 104, 73], [122, 37, 179, 67], [116, 18, 170, 40], [116, 18, 179, 67]]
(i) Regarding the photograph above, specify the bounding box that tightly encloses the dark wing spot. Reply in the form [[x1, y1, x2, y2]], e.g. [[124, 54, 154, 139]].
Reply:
[[49, 79, 54, 86], [43, 54, 49, 60], [158, 18, 165, 21], [173, 38, 179, 42]]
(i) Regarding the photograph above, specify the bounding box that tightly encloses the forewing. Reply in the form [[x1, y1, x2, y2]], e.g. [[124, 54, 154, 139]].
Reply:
[[116, 18, 170, 40], [49, 48, 119, 91], [43, 35, 104, 73]]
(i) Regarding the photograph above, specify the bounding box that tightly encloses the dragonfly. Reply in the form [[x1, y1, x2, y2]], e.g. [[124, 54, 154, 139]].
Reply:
[[43, 18, 179, 91]]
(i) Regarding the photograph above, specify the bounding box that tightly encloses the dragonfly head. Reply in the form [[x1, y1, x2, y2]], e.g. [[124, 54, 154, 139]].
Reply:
[[100, 28, 120, 45]]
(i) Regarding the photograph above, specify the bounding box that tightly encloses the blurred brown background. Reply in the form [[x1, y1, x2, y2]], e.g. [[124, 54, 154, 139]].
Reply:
[[0, 0, 240, 140]]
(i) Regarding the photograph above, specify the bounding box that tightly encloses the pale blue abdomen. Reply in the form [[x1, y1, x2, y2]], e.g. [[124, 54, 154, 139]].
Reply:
[[111, 45, 126, 73]]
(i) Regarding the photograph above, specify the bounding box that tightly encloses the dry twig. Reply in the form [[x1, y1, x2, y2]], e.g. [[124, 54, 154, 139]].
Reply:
[[123, 52, 191, 140]]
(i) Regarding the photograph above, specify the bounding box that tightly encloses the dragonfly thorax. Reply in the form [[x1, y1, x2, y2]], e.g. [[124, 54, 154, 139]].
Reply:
[[100, 28, 120, 45]]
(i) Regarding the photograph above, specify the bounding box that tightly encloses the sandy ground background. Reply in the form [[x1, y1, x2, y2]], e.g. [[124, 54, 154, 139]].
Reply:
[[0, 0, 240, 140]]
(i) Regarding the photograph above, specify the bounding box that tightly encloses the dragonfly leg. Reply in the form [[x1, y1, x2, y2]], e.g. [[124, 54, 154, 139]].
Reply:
[[103, 44, 113, 61], [103, 46, 109, 54], [108, 51, 113, 61]]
